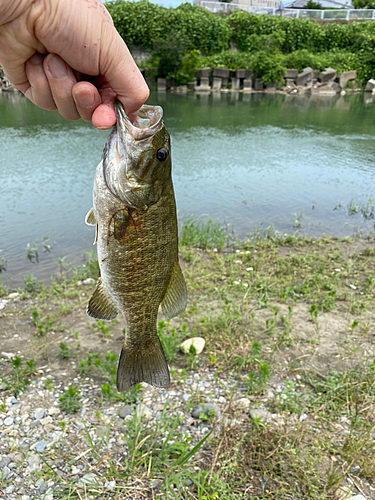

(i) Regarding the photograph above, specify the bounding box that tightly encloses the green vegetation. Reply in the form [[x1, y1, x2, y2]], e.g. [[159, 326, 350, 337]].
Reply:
[[106, 1, 375, 85], [2, 216, 375, 498], [0, 357, 36, 396]]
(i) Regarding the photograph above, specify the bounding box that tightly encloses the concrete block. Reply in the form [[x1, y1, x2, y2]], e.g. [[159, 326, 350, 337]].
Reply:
[[318, 67, 336, 83], [338, 70, 357, 88], [266, 82, 277, 92], [213, 68, 230, 79], [157, 78, 167, 91], [212, 77, 222, 91], [195, 68, 210, 79], [231, 77, 240, 90], [200, 77, 210, 87], [365, 79, 375, 92], [284, 69, 297, 79], [243, 78, 252, 90], [296, 68, 313, 86], [327, 81, 341, 93], [235, 69, 251, 79], [254, 78, 263, 91], [285, 78, 295, 87]]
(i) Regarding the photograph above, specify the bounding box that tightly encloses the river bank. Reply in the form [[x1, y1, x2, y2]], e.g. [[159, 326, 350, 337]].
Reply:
[[1, 233, 375, 499]]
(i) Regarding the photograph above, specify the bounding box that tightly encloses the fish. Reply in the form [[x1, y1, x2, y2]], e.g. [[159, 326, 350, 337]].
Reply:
[[85, 102, 187, 391]]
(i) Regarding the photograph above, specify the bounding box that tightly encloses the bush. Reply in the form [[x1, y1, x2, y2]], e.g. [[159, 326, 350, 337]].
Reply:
[[107, 1, 231, 54], [250, 51, 286, 85]]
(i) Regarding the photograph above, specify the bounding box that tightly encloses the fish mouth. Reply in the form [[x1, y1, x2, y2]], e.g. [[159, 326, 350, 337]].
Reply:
[[115, 102, 163, 140]]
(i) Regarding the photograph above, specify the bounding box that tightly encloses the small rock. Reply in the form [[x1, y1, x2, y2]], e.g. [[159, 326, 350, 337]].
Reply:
[[180, 337, 205, 355], [21, 496, 31, 500], [136, 403, 151, 420], [8, 292, 20, 299], [348, 496, 367, 500], [118, 405, 132, 418], [1, 352, 15, 359], [10, 397, 18, 404], [2, 465, 11, 479], [77, 472, 101, 487], [0, 457, 12, 469], [5, 485, 15, 494], [35, 440, 49, 453], [34, 408, 45, 420], [28, 454, 42, 468], [191, 403, 220, 420], [349, 284, 357, 290], [149, 479, 161, 489], [219, 396, 226, 404], [105, 480, 116, 490], [83, 278, 95, 285], [182, 393, 190, 402], [249, 408, 273, 422], [235, 397, 251, 409], [299, 413, 308, 421], [4, 416, 13, 426]]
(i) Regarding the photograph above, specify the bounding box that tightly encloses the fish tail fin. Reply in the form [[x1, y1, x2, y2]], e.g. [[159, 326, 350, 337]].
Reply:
[[116, 337, 170, 392]]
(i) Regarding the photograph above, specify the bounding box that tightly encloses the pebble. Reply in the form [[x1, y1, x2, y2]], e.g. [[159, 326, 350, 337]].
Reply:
[[349, 284, 357, 290], [33, 408, 45, 420], [1, 352, 15, 359], [4, 416, 14, 426], [8, 292, 21, 299], [35, 440, 49, 453], [348, 496, 367, 500], [83, 278, 95, 285], [2, 465, 11, 479], [136, 403, 151, 420], [118, 405, 132, 418], [5, 485, 15, 494], [180, 337, 205, 355]]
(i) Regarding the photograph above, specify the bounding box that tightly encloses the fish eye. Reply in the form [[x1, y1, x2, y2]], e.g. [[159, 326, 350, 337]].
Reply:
[[156, 148, 168, 162]]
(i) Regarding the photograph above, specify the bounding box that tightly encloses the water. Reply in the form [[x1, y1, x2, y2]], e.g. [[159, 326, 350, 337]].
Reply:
[[1, 90, 375, 286]]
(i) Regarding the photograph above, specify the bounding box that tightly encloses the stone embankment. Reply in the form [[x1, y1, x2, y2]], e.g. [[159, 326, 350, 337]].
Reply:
[[157, 67, 375, 96]]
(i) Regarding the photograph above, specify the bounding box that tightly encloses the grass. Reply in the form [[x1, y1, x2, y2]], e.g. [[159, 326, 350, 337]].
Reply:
[[0, 357, 36, 396], [1, 220, 375, 498]]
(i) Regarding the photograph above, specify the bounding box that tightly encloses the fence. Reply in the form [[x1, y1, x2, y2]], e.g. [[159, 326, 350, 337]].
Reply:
[[193, 0, 375, 20]]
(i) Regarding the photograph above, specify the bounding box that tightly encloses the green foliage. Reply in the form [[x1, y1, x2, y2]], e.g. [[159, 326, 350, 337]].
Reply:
[[158, 320, 183, 363], [200, 50, 252, 70], [59, 342, 71, 359], [106, 1, 231, 55], [31, 309, 55, 336], [353, 0, 375, 7], [179, 216, 227, 250], [59, 385, 81, 414], [0, 357, 36, 396], [305, 0, 322, 7], [250, 50, 286, 85]]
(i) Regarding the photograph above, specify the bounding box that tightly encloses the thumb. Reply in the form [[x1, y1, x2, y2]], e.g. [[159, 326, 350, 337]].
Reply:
[[99, 25, 149, 117]]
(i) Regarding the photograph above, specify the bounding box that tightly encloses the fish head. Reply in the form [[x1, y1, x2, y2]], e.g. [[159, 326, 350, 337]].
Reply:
[[102, 102, 171, 211]]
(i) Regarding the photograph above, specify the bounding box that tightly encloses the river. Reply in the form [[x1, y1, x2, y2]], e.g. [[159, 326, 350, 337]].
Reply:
[[1, 90, 375, 286]]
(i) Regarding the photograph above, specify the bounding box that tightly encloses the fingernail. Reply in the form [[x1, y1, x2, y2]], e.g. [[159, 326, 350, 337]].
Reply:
[[29, 53, 43, 65], [75, 90, 95, 108], [47, 55, 67, 78]]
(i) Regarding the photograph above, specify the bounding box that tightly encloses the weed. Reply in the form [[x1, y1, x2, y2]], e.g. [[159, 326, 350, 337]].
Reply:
[[59, 385, 81, 414], [0, 250, 7, 273], [24, 275, 37, 293], [59, 343, 71, 359], [158, 320, 183, 363], [293, 211, 304, 229], [91, 318, 117, 338], [25, 242, 39, 264], [0, 357, 36, 396], [179, 216, 227, 250], [44, 379, 53, 391], [31, 309, 55, 336]]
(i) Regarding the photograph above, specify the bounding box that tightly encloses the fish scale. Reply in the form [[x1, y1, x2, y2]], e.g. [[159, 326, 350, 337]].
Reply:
[[85, 102, 187, 391]]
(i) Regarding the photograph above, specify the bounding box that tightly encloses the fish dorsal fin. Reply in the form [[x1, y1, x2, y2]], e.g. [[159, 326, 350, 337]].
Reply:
[[85, 208, 96, 226], [161, 260, 187, 319], [87, 277, 118, 320]]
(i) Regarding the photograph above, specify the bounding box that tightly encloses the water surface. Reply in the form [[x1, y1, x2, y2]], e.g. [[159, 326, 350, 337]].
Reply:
[[1, 90, 375, 286]]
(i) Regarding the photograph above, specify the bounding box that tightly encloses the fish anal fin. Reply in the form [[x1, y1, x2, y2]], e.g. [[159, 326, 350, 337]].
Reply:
[[85, 208, 96, 226], [116, 337, 170, 391], [86, 277, 118, 321], [161, 260, 187, 319]]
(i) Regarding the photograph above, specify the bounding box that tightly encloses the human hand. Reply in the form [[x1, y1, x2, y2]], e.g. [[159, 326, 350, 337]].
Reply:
[[0, 0, 149, 128]]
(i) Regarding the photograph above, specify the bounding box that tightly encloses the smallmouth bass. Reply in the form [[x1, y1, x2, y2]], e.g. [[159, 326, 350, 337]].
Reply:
[[85, 102, 187, 391]]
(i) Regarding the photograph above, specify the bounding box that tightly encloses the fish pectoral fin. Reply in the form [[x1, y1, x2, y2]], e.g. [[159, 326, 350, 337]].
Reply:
[[86, 277, 118, 321], [116, 337, 170, 391], [161, 260, 187, 320], [85, 208, 96, 226]]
